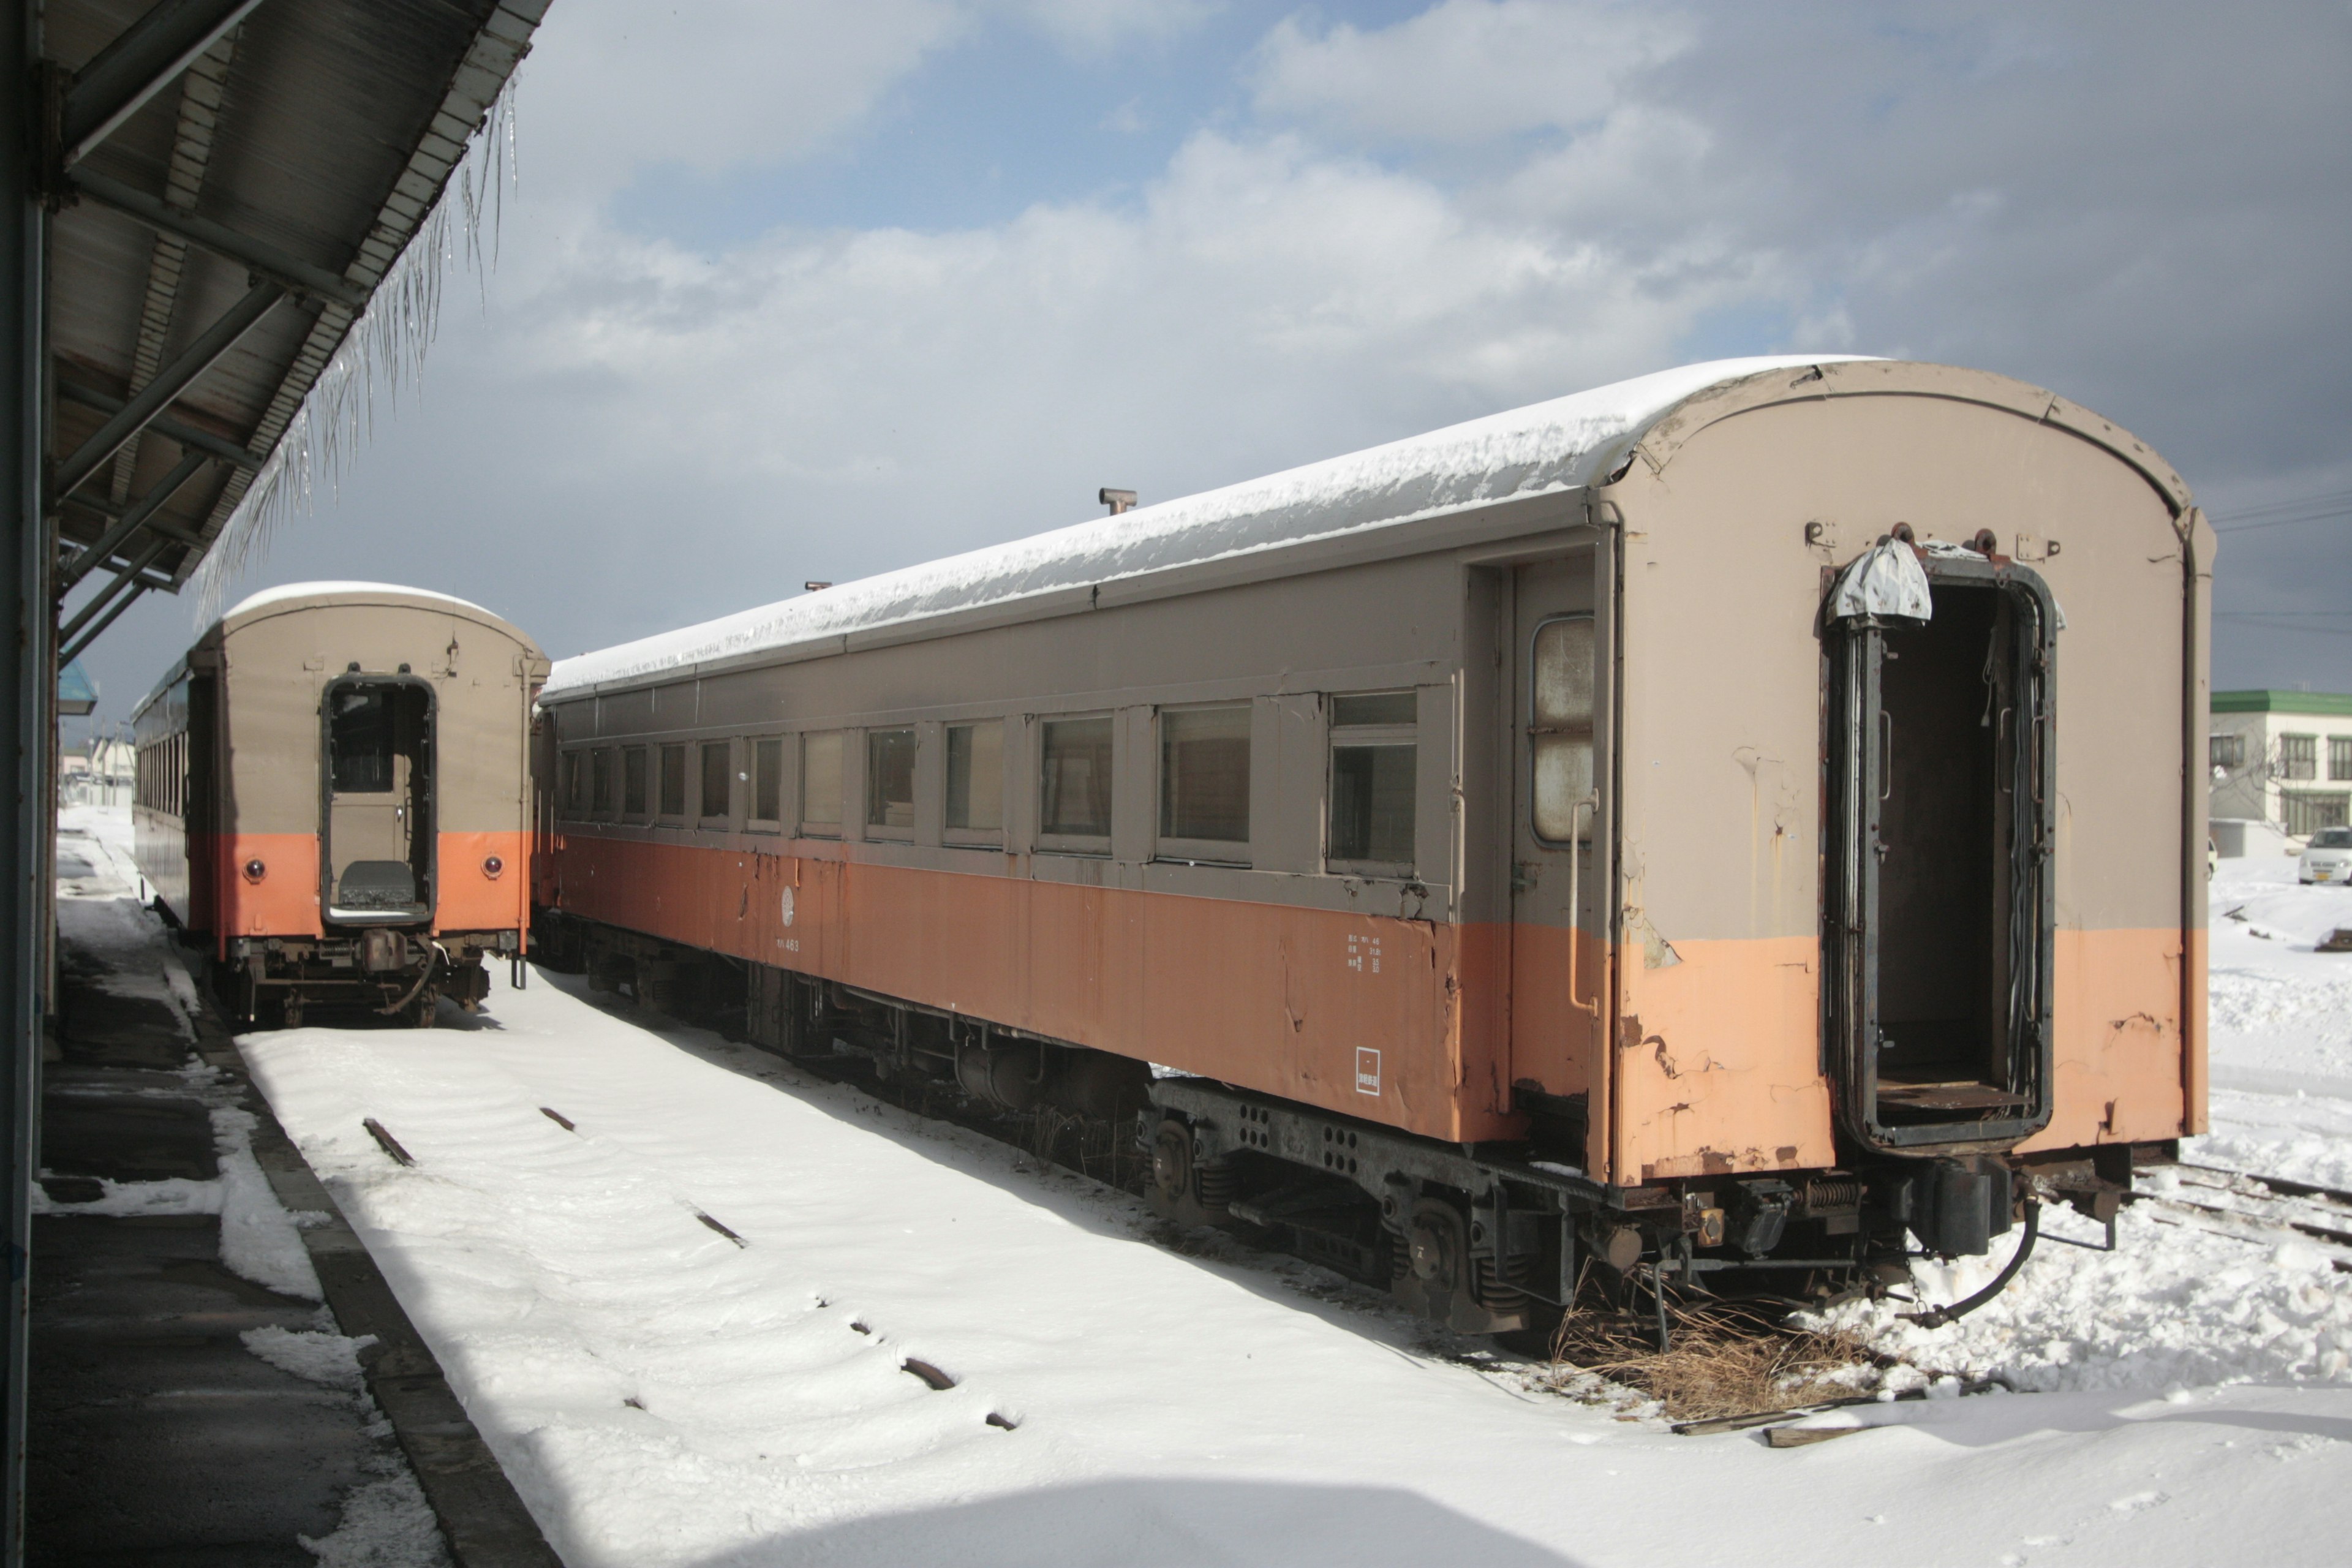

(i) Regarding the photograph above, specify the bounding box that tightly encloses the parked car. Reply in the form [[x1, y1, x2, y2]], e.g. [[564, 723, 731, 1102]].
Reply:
[[2300, 826, 2352, 884]]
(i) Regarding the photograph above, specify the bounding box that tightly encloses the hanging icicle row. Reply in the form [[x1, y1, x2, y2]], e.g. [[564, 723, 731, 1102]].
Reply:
[[193, 70, 523, 620]]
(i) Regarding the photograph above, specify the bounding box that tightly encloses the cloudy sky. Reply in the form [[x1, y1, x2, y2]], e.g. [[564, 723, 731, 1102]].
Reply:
[[64, 0, 2352, 732]]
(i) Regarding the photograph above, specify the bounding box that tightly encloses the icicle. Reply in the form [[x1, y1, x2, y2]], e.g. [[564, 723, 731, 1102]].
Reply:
[[194, 71, 525, 622]]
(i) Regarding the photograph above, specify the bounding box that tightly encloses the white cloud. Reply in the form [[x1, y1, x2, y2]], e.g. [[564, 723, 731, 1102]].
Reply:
[[78, 0, 2348, 717], [519, 0, 973, 195], [1251, 0, 1693, 145], [1008, 0, 1219, 56]]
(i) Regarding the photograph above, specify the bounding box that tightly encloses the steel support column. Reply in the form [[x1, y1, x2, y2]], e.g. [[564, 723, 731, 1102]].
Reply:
[[2, 2, 44, 1559]]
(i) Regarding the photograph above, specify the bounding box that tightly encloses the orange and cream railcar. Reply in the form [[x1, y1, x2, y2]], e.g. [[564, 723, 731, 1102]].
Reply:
[[535, 358, 2208, 1331], [133, 582, 549, 1025]]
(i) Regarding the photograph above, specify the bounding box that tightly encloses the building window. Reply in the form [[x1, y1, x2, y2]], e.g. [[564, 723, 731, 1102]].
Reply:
[[802, 731, 843, 833], [867, 728, 916, 832], [1041, 716, 1114, 841], [624, 747, 649, 816], [660, 744, 688, 817], [1329, 692, 1415, 873], [2211, 733, 2245, 770], [2282, 734, 2318, 781], [946, 722, 1003, 834], [1159, 704, 1250, 850], [752, 737, 784, 824], [701, 741, 731, 820], [2283, 793, 2350, 837], [2333, 737, 2352, 782], [1530, 616, 1597, 842], [593, 748, 616, 814]]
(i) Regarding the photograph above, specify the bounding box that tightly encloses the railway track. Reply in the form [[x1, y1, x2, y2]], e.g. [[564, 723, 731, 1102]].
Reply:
[[2127, 1163, 2352, 1273]]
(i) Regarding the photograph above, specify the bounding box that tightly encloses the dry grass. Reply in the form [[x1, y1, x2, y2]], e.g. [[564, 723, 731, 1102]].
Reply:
[[1544, 1294, 1879, 1422]]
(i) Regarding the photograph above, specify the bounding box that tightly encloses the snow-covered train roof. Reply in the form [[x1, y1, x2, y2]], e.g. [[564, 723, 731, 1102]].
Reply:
[[225, 580, 496, 622], [544, 356, 1866, 699]]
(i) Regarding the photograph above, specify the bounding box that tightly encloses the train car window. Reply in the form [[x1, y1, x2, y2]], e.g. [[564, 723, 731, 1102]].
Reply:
[[1159, 704, 1250, 847], [866, 729, 916, 832], [624, 747, 649, 816], [1329, 692, 1415, 873], [592, 748, 616, 814], [1041, 716, 1114, 842], [330, 688, 397, 793], [752, 737, 784, 824], [1529, 615, 1597, 843], [802, 731, 844, 833], [946, 722, 1003, 834], [660, 745, 688, 817], [561, 752, 584, 815], [701, 741, 731, 821]]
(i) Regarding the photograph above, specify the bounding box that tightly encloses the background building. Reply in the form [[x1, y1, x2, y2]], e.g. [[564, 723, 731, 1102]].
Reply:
[[2211, 690, 2352, 844]]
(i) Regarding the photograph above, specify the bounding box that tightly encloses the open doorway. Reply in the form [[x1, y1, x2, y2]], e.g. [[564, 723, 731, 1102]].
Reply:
[[1825, 553, 2056, 1151], [320, 677, 434, 925]]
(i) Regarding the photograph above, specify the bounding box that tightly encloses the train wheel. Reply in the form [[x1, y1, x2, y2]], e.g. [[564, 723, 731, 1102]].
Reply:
[[406, 989, 440, 1029], [282, 995, 303, 1030]]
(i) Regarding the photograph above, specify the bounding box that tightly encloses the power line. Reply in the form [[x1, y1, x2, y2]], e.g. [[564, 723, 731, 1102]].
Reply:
[[2209, 486, 2352, 535]]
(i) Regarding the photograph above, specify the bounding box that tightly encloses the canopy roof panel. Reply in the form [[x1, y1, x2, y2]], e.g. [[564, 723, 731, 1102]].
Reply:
[[43, 0, 546, 609]]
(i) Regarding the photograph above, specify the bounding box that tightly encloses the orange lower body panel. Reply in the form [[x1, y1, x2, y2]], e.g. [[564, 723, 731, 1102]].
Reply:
[[547, 834, 2195, 1177], [550, 835, 1517, 1144], [198, 831, 529, 957]]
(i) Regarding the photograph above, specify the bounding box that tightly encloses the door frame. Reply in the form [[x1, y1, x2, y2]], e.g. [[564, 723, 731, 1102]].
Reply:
[[1822, 554, 2059, 1153], [317, 671, 438, 927]]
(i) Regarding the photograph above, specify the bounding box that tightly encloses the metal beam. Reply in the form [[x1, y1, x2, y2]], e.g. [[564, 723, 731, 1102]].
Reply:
[[55, 379, 263, 471], [4, 2, 43, 1556], [58, 492, 201, 548], [59, 582, 151, 668], [48, 278, 282, 502], [56, 448, 207, 593], [61, 0, 266, 168], [58, 535, 169, 648], [68, 170, 365, 311]]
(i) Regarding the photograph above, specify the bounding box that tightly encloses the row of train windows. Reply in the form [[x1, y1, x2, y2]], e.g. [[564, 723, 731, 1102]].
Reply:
[[559, 692, 1419, 872], [134, 734, 186, 816]]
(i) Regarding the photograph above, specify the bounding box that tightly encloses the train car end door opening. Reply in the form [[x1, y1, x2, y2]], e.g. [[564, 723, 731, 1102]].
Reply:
[[1825, 554, 2057, 1153], [320, 674, 437, 925]]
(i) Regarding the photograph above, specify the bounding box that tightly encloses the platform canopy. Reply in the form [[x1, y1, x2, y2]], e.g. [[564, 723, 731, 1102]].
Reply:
[[39, 0, 547, 664], [3, 5, 554, 1561]]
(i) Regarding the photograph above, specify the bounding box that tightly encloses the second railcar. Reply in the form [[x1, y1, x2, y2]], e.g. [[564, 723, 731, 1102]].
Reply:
[[133, 582, 549, 1025], [533, 357, 2207, 1331]]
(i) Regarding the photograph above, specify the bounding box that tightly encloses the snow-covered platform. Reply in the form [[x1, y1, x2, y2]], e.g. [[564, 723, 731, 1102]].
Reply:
[[32, 809, 556, 1567], [223, 853, 2352, 1566]]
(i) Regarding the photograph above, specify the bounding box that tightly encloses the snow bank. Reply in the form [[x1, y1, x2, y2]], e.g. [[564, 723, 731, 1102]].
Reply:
[[1821, 1203, 2352, 1392], [543, 356, 1864, 697]]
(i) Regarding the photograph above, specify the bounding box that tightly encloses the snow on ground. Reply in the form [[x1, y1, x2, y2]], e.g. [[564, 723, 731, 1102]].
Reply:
[[65, 802, 2352, 1565]]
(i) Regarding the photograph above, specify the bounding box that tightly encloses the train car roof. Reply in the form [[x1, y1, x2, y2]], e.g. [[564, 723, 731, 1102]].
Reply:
[[542, 355, 2185, 701], [131, 580, 543, 722], [215, 580, 540, 646]]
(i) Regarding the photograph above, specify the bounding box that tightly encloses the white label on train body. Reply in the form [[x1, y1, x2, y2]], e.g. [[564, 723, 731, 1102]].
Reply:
[[1355, 1048, 1381, 1096]]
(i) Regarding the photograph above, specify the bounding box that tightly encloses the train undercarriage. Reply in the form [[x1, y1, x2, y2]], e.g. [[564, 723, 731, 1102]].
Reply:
[[538, 912, 2171, 1339], [220, 927, 520, 1028]]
